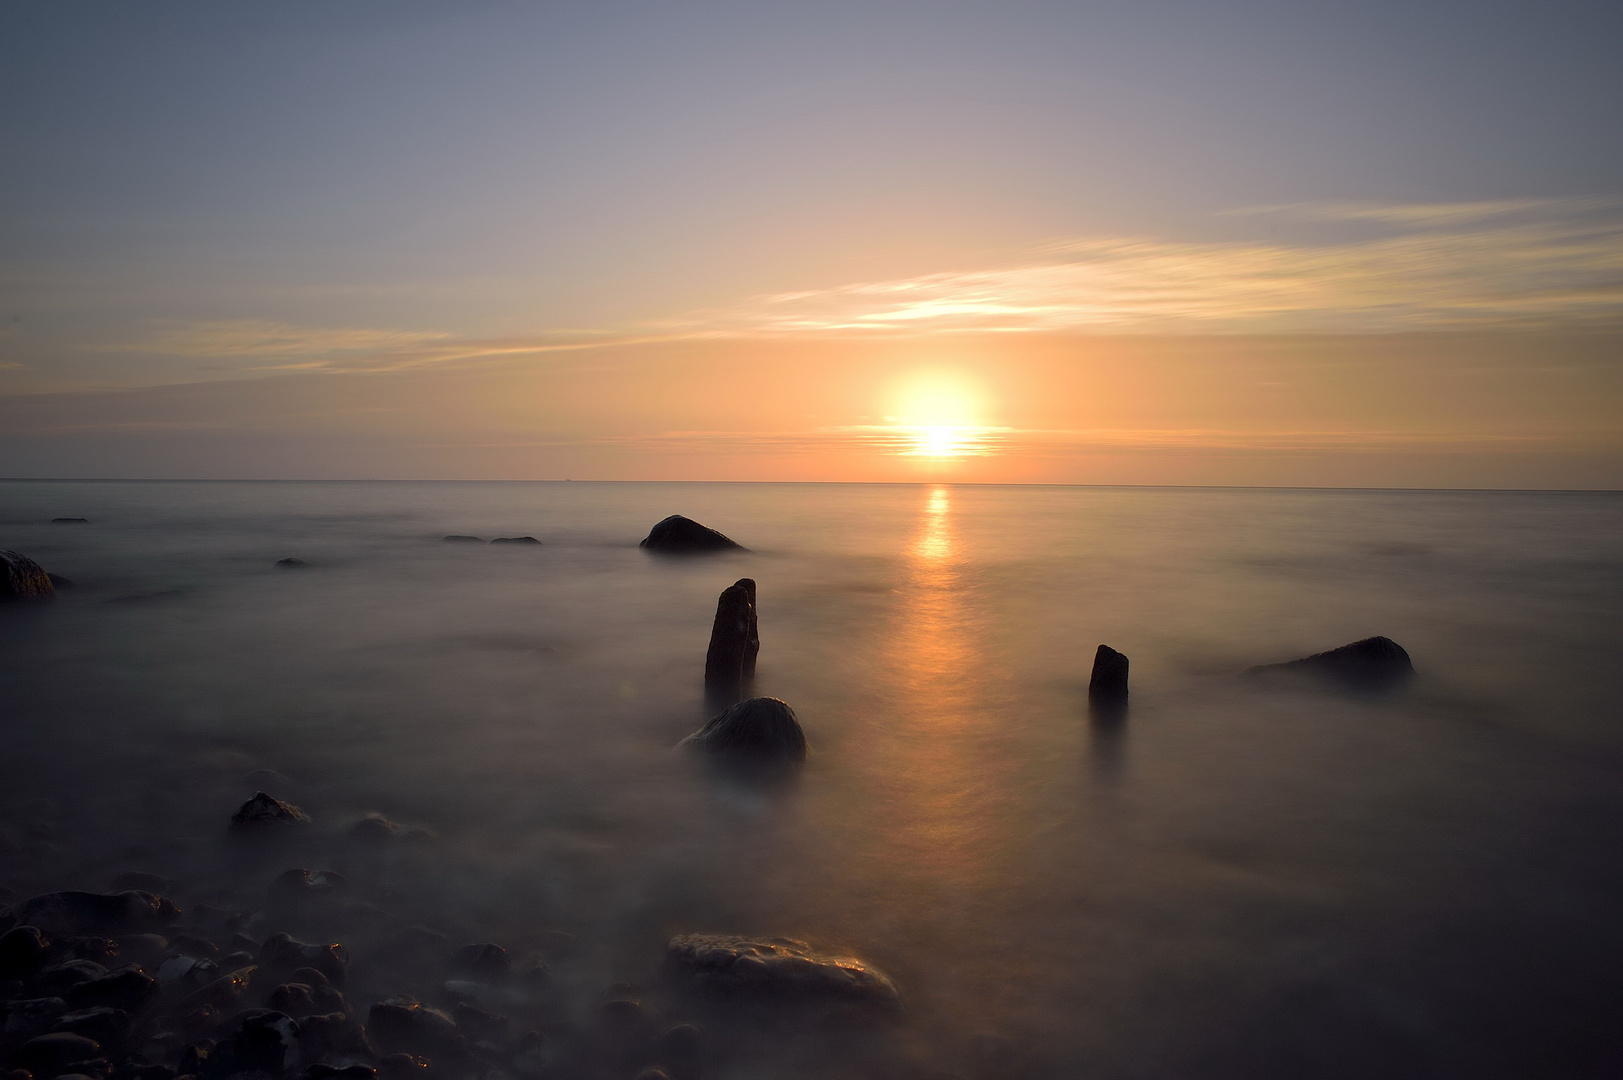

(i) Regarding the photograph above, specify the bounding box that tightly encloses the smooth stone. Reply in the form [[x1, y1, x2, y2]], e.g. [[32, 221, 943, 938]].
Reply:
[[50, 1008, 130, 1049], [442, 535, 483, 542], [489, 536, 540, 545], [231, 792, 311, 830], [210, 1010, 300, 1075], [639, 515, 745, 553], [51, 518, 89, 524], [348, 813, 432, 844], [275, 558, 308, 568], [665, 934, 898, 1005], [260, 932, 348, 984], [0, 550, 55, 602], [15, 892, 180, 936], [65, 969, 157, 1012], [11, 1032, 101, 1074], [367, 997, 462, 1057], [1088, 644, 1129, 714], [680, 698, 806, 761], [703, 581, 756, 708], [1248, 635, 1415, 691], [1, 997, 67, 1040]]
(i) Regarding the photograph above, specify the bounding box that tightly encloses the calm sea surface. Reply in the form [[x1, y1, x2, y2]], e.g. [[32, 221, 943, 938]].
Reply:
[[2, 481, 1621, 1079]]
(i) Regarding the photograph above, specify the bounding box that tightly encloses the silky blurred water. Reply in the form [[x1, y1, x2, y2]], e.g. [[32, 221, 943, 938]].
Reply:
[[2, 480, 1621, 1079]]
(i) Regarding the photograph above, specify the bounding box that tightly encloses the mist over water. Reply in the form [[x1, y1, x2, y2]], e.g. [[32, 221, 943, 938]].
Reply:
[[3, 480, 1621, 1079]]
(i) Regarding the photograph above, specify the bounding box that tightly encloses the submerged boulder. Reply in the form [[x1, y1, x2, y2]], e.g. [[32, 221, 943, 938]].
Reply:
[[1, 549, 55, 601], [640, 515, 745, 553], [490, 536, 541, 545], [665, 934, 898, 1006], [231, 792, 312, 831], [51, 517, 89, 524], [443, 535, 483, 542], [681, 698, 806, 761], [1249, 635, 1415, 691], [15, 891, 180, 936], [1087, 644, 1129, 709], [275, 558, 308, 569]]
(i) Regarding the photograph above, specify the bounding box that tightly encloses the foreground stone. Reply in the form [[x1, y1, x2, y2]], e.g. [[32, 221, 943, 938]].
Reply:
[[639, 515, 745, 553], [1087, 644, 1129, 709], [681, 698, 806, 761], [1, 549, 55, 601], [1249, 635, 1415, 691], [666, 934, 898, 1006], [231, 792, 312, 830], [14, 891, 180, 936]]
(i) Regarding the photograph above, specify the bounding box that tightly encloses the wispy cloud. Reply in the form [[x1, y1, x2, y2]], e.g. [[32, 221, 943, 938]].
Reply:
[[671, 196, 1623, 335]]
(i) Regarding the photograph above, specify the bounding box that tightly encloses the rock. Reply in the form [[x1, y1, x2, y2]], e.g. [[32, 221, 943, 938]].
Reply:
[[1249, 635, 1415, 691], [654, 1024, 702, 1078], [276, 558, 308, 568], [366, 998, 461, 1057], [1087, 645, 1129, 713], [703, 581, 756, 707], [665, 935, 898, 1006], [10, 1033, 101, 1075], [0, 926, 49, 979], [15, 892, 179, 937], [2, 998, 67, 1041], [171, 965, 255, 1017], [449, 1003, 505, 1044], [442, 535, 483, 543], [65, 969, 157, 1013], [35, 960, 107, 995], [271, 869, 349, 899], [113, 934, 168, 964], [51, 518, 89, 524], [448, 944, 509, 982], [51, 1008, 131, 1052], [639, 515, 745, 553], [210, 1011, 300, 1076], [260, 933, 347, 985], [231, 792, 311, 831], [489, 536, 540, 545], [1, 550, 55, 602], [298, 1012, 370, 1063], [348, 814, 431, 844], [680, 698, 806, 761]]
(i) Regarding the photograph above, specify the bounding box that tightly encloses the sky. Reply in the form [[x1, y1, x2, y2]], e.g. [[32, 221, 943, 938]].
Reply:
[[2, 0, 1620, 486]]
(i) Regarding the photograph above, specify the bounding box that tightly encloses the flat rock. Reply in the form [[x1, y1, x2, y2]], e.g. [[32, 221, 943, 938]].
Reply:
[[1, 549, 55, 601], [1249, 635, 1415, 691], [490, 536, 541, 545], [275, 558, 308, 568], [666, 934, 898, 1006], [367, 997, 462, 1056], [681, 698, 806, 761], [15, 891, 180, 936], [639, 515, 745, 553], [231, 792, 311, 830], [51, 517, 89, 524], [12, 1032, 101, 1074], [442, 535, 483, 542]]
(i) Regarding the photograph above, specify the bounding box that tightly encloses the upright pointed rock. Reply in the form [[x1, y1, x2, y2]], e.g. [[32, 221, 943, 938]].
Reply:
[[704, 581, 756, 708]]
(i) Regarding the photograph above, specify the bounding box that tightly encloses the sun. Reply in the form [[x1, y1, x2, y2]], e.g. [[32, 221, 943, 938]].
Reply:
[[886, 372, 996, 459]]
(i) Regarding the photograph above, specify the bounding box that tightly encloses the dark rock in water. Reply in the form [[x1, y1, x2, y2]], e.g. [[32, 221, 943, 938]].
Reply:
[[261, 932, 348, 985], [1249, 635, 1415, 691], [52, 518, 89, 524], [298, 1011, 370, 1062], [348, 813, 432, 844], [639, 515, 745, 553], [11, 1032, 101, 1074], [271, 869, 349, 899], [51, 1007, 131, 1051], [275, 558, 308, 568], [210, 1010, 300, 1076], [703, 581, 757, 707], [16, 892, 180, 936], [171, 965, 255, 1017], [65, 969, 157, 1012], [0, 925, 49, 978], [47, 573, 76, 589], [37, 959, 107, 995], [1, 550, 55, 602], [442, 535, 483, 543], [231, 792, 311, 831], [489, 536, 541, 545], [1088, 644, 1130, 716], [448, 943, 510, 982], [450, 1002, 505, 1044], [681, 697, 806, 761], [2, 997, 67, 1041], [665, 934, 898, 1006], [367, 997, 462, 1057]]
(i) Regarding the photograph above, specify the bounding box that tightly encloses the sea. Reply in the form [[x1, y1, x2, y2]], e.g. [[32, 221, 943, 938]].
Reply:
[[2, 480, 1621, 1079]]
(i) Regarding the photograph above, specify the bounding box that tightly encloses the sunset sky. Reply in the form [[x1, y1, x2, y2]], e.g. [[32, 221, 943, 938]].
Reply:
[[3, 0, 1620, 486]]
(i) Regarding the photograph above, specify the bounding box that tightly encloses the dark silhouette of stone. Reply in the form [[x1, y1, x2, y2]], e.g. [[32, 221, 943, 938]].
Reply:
[[681, 697, 806, 761], [15, 892, 180, 936], [1088, 645, 1129, 716], [51, 517, 88, 523], [11, 1032, 101, 1075], [1, 996, 68, 1042], [209, 1010, 300, 1076], [275, 558, 308, 568], [51, 1008, 131, 1054], [735, 578, 760, 680], [448, 943, 510, 982], [640, 515, 745, 553], [1, 549, 55, 601], [260, 932, 348, 985], [231, 792, 311, 831], [490, 536, 540, 545], [65, 970, 157, 1013], [703, 582, 756, 707], [367, 997, 462, 1057], [0, 925, 50, 978], [1249, 636, 1415, 691], [442, 535, 482, 542], [665, 935, 898, 1005], [348, 813, 433, 844]]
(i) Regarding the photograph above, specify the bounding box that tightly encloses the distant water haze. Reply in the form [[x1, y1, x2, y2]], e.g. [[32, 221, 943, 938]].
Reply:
[[2, 480, 1621, 1077]]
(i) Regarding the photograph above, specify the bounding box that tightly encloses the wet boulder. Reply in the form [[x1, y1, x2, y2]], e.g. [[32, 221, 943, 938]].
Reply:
[[2, 997, 67, 1041], [703, 580, 758, 708], [51, 1008, 131, 1053], [665, 935, 898, 1006], [366, 998, 461, 1057], [680, 698, 806, 761], [209, 1011, 300, 1076], [15, 892, 180, 937], [639, 515, 745, 553], [65, 969, 157, 1013], [347, 813, 432, 844], [231, 792, 311, 831], [1249, 636, 1415, 692], [489, 536, 540, 545], [1, 550, 55, 602], [261, 933, 347, 985], [10, 1032, 101, 1075], [442, 535, 482, 543], [275, 558, 309, 569]]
